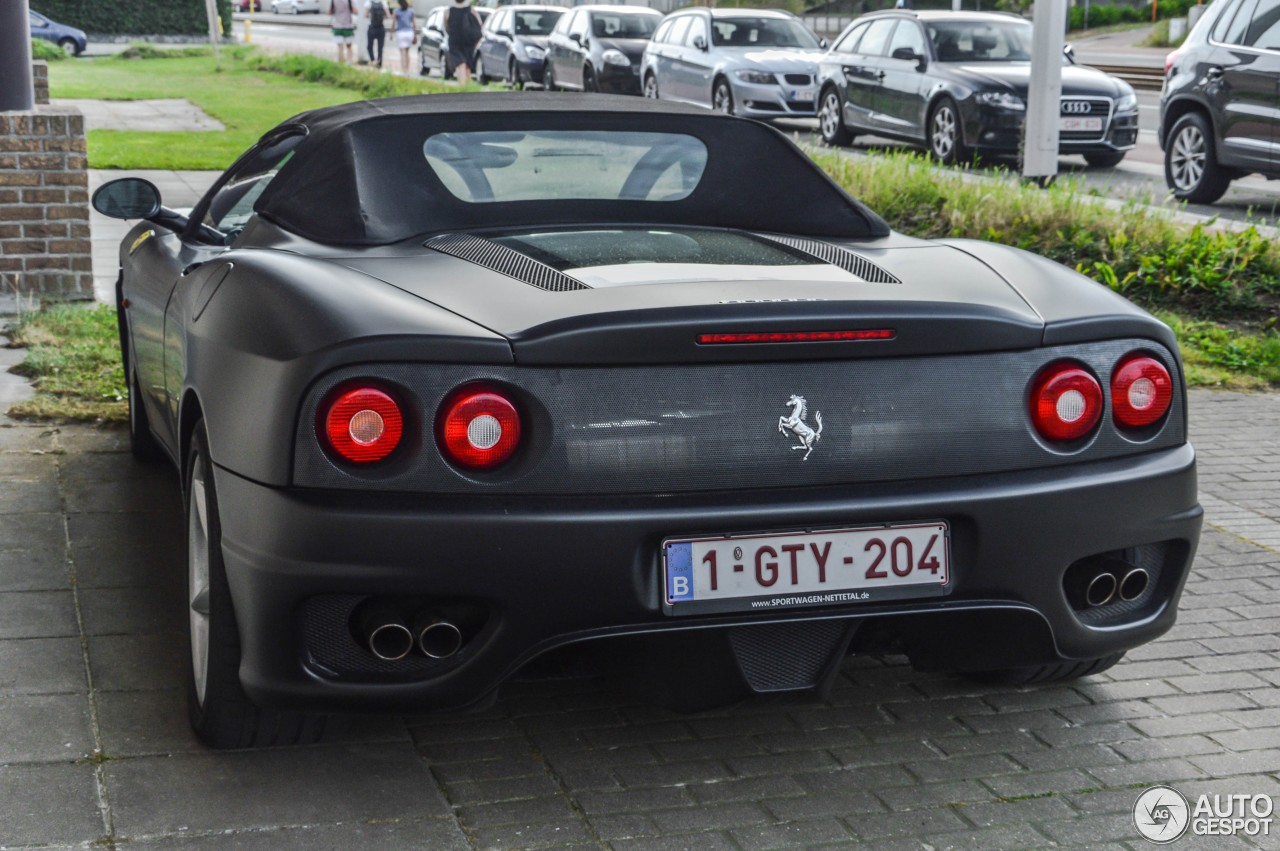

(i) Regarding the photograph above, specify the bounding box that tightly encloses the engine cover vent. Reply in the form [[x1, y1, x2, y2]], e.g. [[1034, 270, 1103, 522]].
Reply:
[[427, 233, 591, 292], [756, 234, 902, 284]]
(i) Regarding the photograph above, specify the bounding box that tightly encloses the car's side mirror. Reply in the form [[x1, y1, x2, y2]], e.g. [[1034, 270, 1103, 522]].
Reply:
[[891, 46, 926, 69], [692, 34, 707, 51], [819, 37, 829, 49], [92, 177, 161, 219], [1063, 43, 1076, 63], [92, 178, 223, 244], [570, 32, 582, 45]]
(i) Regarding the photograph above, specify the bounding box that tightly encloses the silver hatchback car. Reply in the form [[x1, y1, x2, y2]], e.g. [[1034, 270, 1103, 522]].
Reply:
[[641, 8, 827, 119]]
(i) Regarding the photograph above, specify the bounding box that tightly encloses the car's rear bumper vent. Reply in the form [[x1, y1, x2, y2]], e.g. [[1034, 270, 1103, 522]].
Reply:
[[755, 233, 902, 284], [427, 233, 591, 292]]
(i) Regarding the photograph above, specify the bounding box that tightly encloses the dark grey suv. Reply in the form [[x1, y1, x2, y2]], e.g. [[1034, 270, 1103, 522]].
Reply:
[[1160, 0, 1280, 203]]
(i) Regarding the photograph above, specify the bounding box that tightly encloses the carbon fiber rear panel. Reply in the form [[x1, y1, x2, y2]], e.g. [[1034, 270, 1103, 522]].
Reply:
[[292, 339, 1184, 495]]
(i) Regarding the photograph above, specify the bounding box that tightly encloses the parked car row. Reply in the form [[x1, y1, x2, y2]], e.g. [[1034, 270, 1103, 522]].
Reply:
[[419, 5, 1143, 170]]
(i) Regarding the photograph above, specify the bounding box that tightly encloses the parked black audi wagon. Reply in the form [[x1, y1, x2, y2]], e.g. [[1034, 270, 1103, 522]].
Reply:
[[1160, 0, 1280, 203], [818, 10, 1140, 166], [93, 94, 1198, 749]]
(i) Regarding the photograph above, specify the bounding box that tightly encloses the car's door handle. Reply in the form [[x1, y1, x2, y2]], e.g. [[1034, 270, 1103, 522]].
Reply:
[[875, 70, 885, 81], [1206, 66, 1224, 80]]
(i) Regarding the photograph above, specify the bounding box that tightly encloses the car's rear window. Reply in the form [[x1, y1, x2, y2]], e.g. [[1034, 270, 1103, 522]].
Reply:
[[423, 130, 708, 203]]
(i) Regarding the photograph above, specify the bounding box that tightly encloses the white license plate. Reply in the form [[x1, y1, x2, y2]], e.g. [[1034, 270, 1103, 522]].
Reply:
[[663, 522, 949, 615], [1060, 117, 1103, 132], [790, 88, 815, 102]]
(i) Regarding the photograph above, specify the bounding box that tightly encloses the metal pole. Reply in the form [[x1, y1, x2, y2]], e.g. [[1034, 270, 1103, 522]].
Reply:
[[206, 0, 222, 69], [0, 0, 35, 112], [1022, 0, 1067, 184]]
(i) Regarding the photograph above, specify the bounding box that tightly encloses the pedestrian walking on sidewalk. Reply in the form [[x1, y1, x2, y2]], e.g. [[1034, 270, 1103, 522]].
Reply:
[[330, 0, 356, 64], [365, 0, 388, 68], [393, 0, 417, 76], [446, 0, 483, 85]]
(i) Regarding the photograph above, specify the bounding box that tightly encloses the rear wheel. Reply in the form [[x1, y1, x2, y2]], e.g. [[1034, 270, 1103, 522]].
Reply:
[[185, 420, 326, 749], [928, 97, 970, 166], [818, 87, 852, 146], [712, 78, 734, 115], [643, 73, 658, 99], [583, 65, 598, 93], [1165, 111, 1231, 205], [967, 653, 1124, 685], [544, 62, 558, 91], [1083, 151, 1125, 168]]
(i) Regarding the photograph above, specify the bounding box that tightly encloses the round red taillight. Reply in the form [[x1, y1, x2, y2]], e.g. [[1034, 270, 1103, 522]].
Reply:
[[322, 386, 404, 464], [1112, 355, 1173, 429], [1030, 362, 1103, 442], [437, 387, 521, 470]]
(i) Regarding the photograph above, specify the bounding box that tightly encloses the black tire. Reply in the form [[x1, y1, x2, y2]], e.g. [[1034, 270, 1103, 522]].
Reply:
[[966, 652, 1124, 686], [818, 87, 853, 147], [544, 62, 558, 91], [476, 54, 490, 84], [583, 64, 598, 93], [642, 72, 658, 100], [58, 38, 80, 56], [712, 77, 734, 115], [928, 97, 970, 166], [1083, 151, 1126, 168], [443, 55, 455, 81], [509, 57, 523, 90], [185, 420, 326, 749], [1164, 111, 1232, 205]]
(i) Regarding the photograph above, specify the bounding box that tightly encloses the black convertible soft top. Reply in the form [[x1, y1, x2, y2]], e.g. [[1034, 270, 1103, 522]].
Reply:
[[252, 93, 889, 246]]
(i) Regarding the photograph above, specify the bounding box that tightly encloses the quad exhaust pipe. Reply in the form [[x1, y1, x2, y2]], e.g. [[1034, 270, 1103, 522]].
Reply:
[[355, 603, 466, 661]]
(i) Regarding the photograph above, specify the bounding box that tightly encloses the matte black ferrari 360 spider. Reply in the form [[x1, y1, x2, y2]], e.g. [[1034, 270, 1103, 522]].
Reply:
[[94, 94, 1201, 749]]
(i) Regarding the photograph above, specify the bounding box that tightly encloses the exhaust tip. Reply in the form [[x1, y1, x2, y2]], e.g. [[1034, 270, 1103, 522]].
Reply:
[[1085, 572, 1118, 607], [368, 622, 415, 661], [1119, 568, 1149, 601], [417, 620, 464, 659]]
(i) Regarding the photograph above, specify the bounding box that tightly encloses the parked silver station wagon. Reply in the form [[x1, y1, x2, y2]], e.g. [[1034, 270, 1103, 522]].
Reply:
[[641, 8, 827, 118]]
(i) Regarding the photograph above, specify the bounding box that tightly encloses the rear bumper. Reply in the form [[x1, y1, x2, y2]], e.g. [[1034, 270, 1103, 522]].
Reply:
[[217, 443, 1200, 713]]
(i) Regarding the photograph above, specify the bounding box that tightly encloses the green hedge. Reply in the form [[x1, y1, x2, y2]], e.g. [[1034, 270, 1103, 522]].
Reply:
[[31, 1, 232, 36], [1068, 0, 1197, 30]]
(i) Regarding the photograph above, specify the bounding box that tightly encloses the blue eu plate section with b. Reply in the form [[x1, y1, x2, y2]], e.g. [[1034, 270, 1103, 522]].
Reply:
[[665, 541, 694, 602]]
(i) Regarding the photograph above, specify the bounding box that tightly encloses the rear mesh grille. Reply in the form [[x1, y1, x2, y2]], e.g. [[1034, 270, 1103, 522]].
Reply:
[[427, 233, 590, 292], [730, 620, 850, 691], [755, 234, 901, 284]]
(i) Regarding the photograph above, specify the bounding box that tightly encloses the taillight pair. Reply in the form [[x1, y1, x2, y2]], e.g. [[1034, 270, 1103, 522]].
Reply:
[[321, 383, 521, 469], [1030, 355, 1172, 442]]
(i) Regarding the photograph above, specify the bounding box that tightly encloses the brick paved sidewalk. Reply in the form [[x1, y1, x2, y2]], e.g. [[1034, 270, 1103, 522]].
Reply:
[[0, 388, 1276, 850]]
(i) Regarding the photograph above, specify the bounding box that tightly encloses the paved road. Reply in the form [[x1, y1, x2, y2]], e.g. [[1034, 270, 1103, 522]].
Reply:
[[1, 378, 1278, 848]]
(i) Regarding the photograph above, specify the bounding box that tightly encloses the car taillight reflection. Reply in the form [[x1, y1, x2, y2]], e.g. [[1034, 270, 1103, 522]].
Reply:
[[322, 385, 405, 463], [1112, 355, 1172, 429], [1030, 362, 1103, 442], [437, 386, 522, 470]]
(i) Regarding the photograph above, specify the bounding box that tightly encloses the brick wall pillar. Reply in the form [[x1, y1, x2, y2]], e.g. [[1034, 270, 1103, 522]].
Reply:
[[0, 107, 93, 301], [33, 62, 49, 106]]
